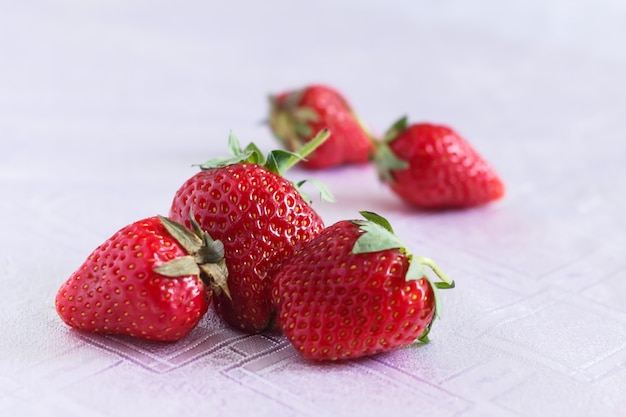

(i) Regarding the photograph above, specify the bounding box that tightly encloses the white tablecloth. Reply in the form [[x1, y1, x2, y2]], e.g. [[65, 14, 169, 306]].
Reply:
[[2, 1, 625, 416]]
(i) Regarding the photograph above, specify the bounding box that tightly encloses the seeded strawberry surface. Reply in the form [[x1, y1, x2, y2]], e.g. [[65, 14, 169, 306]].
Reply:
[[55, 216, 211, 342], [376, 119, 505, 209], [271, 220, 436, 361], [170, 163, 325, 333]]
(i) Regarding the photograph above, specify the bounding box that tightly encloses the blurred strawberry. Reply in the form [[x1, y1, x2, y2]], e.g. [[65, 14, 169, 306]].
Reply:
[[374, 117, 505, 209], [268, 84, 375, 169]]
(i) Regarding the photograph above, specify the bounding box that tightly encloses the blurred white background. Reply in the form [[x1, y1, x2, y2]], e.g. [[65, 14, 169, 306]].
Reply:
[[1, 1, 625, 416]]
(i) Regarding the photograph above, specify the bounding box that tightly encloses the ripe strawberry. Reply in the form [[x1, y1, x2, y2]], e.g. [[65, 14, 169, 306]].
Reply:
[[169, 131, 332, 334], [271, 211, 454, 361], [55, 215, 228, 342], [374, 117, 505, 209], [268, 84, 375, 169]]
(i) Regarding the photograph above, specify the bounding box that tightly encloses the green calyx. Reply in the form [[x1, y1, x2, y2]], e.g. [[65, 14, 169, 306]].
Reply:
[[154, 214, 230, 299], [269, 91, 378, 156], [351, 211, 454, 327], [351, 211, 404, 254], [197, 131, 335, 203], [374, 116, 410, 184], [382, 115, 409, 143], [268, 90, 319, 151]]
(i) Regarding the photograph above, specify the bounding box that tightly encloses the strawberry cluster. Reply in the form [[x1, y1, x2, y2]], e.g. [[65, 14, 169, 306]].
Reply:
[[269, 84, 505, 209], [55, 83, 504, 362]]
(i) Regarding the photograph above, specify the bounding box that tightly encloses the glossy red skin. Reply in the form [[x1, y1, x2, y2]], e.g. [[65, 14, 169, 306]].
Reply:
[[387, 124, 505, 209], [271, 220, 435, 361], [273, 85, 374, 169], [55, 216, 210, 342], [170, 163, 325, 334]]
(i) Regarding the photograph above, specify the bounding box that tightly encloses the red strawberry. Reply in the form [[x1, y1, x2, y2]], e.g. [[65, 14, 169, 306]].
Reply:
[[169, 131, 332, 334], [271, 211, 454, 361], [268, 84, 375, 169], [55, 216, 228, 342], [374, 117, 505, 209]]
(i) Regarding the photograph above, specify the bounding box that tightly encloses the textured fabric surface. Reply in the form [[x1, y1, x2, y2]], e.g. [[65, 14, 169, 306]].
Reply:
[[2, 1, 625, 416]]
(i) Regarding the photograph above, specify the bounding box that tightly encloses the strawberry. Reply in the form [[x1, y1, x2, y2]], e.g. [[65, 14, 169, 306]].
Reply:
[[271, 211, 454, 361], [374, 117, 505, 209], [169, 131, 332, 334], [268, 84, 375, 169], [55, 215, 228, 342]]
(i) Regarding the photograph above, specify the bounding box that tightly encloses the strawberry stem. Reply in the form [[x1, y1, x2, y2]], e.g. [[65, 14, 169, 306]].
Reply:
[[283, 128, 330, 171], [353, 112, 380, 149], [414, 256, 455, 288], [371, 116, 411, 183], [155, 215, 230, 299], [412, 256, 454, 320], [382, 116, 409, 143]]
